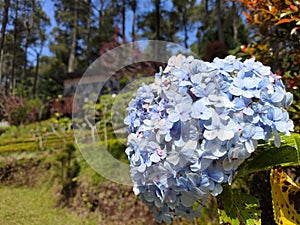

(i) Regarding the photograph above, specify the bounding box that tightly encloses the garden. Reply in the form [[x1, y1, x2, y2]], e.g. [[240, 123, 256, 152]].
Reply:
[[0, 0, 300, 224]]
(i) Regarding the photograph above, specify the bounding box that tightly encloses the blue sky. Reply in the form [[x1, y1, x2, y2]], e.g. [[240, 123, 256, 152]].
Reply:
[[41, 0, 136, 57], [39, 0, 198, 59], [40, 0, 56, 57]]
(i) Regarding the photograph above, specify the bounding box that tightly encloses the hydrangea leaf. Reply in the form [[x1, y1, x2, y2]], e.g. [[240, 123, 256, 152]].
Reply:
[[218, 185, 261, 225], [237, 133, 300, 177]]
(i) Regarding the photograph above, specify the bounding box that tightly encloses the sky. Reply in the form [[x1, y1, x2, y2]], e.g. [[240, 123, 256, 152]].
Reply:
[[40, 0, 56, 57], [40, 0, 135, 58], [38, 0, 198, 61]]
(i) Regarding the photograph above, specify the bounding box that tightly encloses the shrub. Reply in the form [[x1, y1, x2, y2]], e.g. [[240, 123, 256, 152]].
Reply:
[[0, 90, 43, 126]]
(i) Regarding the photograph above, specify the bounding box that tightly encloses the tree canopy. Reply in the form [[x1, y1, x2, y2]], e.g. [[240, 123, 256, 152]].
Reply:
[[0, 0, 298, 104]]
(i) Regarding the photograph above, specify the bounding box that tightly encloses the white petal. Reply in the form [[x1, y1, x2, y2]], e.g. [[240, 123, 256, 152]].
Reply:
[[218, 130, 234, 141], [204, 130, 218, 140]]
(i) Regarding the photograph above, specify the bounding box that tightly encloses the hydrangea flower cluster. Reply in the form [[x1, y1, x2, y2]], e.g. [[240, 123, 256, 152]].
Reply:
[[124, 55, 294, 223]]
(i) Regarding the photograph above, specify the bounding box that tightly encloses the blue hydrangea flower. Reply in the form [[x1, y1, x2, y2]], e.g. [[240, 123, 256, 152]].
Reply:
[[124, 54, 294, 223]]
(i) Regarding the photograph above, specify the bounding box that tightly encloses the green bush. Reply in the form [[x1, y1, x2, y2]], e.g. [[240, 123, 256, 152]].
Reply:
[[107, 138, 127, 161]]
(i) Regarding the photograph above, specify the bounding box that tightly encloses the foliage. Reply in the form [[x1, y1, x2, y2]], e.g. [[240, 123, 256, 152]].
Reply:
[[270, 166, 300, 225], [107, 138, 127, 161], [0, 119, 73, 154], [0, 90, 43, 125], [137, 0, 180, 42], [0, 88, 6, 120], [218, 185, 261, 225], [49, 113, 73, 143], [0, 0, 50, 97], [237, 133, 300, 176], [55, 143, 80, 206], [217, 132, 300, 224], [238, 0, 300, 132], [37, 56, 64, 100], [190, 0, 249, 60]]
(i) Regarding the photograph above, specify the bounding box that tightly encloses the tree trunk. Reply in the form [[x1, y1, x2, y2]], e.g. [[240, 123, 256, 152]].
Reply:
[[11, 0, 19, 94], [86, 0, 92, 44], [216, 0, 224, 43], [131, 0, 136, 41], [232, 1, 238, 42], [155, 0, 160, 40], [0, 49, 4, 84], [68, 0, 78, 73], [0, 0, 10, 83], [98, 0, 104, 31], [122, 0, 126, 42], [23, 17, 33, 94], [32, 52, 40, 98], [184, 25, 188, 49], [183, 9, 188, 49]]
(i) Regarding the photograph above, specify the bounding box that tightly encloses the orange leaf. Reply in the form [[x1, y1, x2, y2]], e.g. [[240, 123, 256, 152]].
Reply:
[[291, 27, 299, 35], [275, 18, 294, 25], [260, 8, 276, 16], [290, 4, 298, 11], [243, 11, 253, 23]]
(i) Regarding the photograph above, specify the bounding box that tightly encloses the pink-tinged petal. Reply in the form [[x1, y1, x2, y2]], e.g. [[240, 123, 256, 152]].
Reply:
[[204, 130, 218, 140], [150, 152, 161, 163], [243, 107, 254, 116], [218, 130, 234, 141]]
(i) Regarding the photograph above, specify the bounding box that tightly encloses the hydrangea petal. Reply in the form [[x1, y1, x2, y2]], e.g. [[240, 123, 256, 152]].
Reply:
[[124, 54, 294, 223]]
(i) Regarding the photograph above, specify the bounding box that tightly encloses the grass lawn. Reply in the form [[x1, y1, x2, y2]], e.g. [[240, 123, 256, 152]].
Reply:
[[0, 186, 99, 225]]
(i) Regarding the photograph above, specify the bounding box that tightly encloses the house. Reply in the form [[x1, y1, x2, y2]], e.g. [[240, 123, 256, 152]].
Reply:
[[49, 71, 120, 116], [49, 60, 164, 116]]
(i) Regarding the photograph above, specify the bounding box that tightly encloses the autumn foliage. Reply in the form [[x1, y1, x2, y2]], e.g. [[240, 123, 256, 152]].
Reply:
[[237, 0, 300, 132]]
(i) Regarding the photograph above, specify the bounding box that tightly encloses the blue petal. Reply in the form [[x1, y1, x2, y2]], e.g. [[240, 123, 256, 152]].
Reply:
[[271, 92, 284, 103], [211, 183, 223, 196], [244, 77, 256, 88], [284, 92, 293, 109], [274, 121, 287, 133], [243, 107, 254, 116], [144, 189, 155, 202], [252, 127, 265, 139], [150, 152, 161, 163], [229, 86, 243, 96], [273, 128, 281, 147], [180, 191, 196, 207], [168, 112, 180, 122]]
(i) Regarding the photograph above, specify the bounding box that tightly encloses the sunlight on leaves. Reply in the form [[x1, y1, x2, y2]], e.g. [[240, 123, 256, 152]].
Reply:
[[270, 166, 300, 225], [237, 133, 300, 177], [218, 185, 261, 225]]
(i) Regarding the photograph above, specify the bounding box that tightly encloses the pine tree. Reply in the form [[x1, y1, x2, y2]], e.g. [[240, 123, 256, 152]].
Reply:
[[137, 0, 179, 41], [190, 0, 249, 60], [0, 0, 10, 84], [172, 0, 198, 49], [51, 0, 94, 73]]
